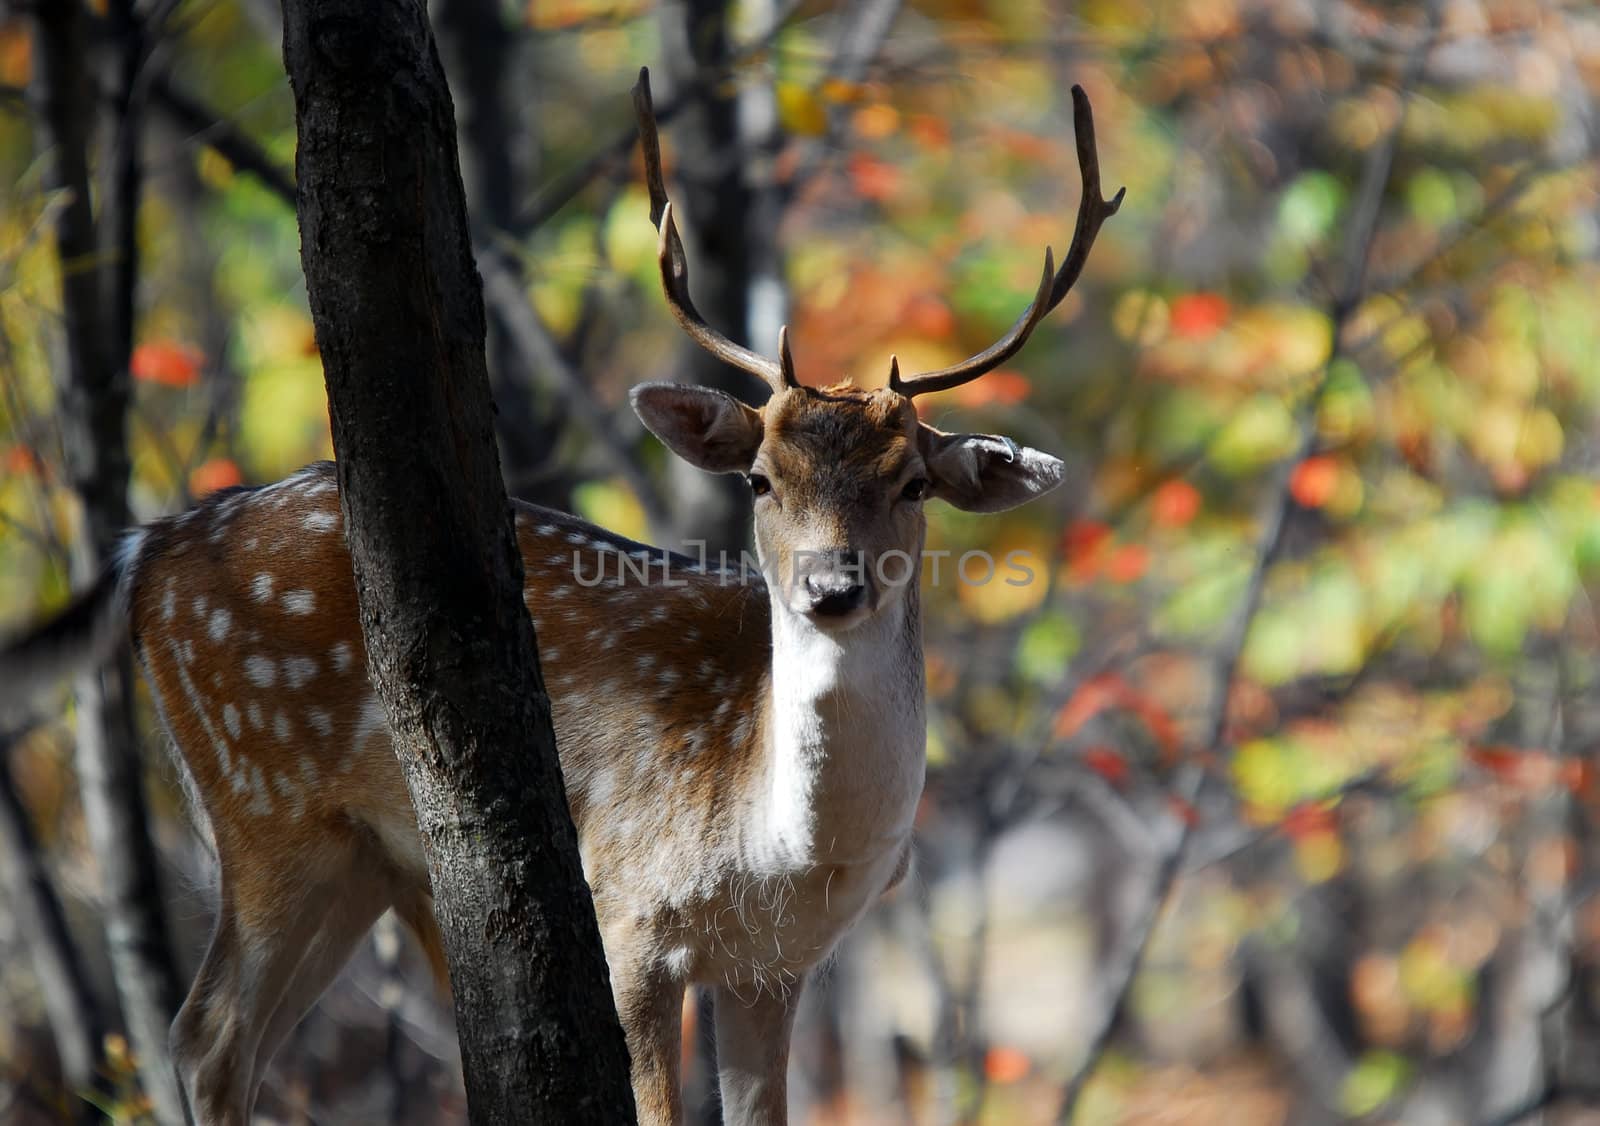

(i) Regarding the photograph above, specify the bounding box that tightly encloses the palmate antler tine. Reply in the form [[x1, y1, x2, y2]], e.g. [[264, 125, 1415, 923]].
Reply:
[[632, 67, 794, 395], [890, 84, 1126, 399]]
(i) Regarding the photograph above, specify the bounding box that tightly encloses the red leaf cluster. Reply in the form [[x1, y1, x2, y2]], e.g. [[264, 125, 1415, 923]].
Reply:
[[131, 341, 204, 388], [1170, 292, 1230, 339]]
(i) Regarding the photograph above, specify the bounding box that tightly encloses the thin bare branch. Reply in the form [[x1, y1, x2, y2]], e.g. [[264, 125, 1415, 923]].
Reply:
[[146, 73, 296, 203]]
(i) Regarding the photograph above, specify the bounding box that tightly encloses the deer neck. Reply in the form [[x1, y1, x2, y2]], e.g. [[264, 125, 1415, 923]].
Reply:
[[750, 584, 926, 872]]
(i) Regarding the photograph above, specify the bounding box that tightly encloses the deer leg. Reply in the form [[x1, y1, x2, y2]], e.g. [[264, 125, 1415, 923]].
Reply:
[[170, 886, 250, 1126], [713, 978, 804, 1126], [244, 875, 393, 1111], [608, 940, 686, 1125], [170, 838, 365, 1124]]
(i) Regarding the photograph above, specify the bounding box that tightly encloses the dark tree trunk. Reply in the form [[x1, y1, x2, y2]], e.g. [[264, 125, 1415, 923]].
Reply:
[[277, 1, 636, 1120], [0, 735, 108, 1122], [28, 4, 187, 1122], [657, 0, 769, 558]]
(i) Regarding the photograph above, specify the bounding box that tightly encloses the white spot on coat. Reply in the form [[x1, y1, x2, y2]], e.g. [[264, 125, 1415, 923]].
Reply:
[[306, 708, 334, 738], [282, 590, 316, 615], [272, 772, 305, 819], [244, 656, 276, 688], [248, 764, 273, 815], [283, 656, 318, 689], [251, 574, 275, 603]]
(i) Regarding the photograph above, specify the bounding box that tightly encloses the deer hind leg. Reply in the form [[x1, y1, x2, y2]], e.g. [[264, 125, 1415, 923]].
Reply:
[[244, 873, 395, 1107], [170, 831, 381, 1124], [169, 886, 251, 1125], [393, 888, 451, 990]]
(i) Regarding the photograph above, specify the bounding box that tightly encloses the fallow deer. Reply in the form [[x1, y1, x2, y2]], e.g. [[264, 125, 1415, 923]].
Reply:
[[0, 70, 1120, 1124]]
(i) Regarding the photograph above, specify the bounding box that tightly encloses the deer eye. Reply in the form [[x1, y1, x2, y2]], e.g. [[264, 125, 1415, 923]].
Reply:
[[748, 473, 773, 497], [900, 478, 930, 502]]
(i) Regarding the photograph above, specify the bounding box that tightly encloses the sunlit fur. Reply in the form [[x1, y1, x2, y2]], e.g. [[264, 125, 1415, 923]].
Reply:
[[752, 384, 928, 626]]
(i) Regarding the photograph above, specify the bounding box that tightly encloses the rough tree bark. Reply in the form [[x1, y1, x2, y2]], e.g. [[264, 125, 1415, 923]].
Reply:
[[277, 1, 636, 1120], [28, 3, 187, 1122]]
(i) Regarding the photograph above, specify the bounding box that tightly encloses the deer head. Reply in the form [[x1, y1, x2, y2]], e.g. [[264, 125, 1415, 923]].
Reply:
[[628, 69, 1124, 632]]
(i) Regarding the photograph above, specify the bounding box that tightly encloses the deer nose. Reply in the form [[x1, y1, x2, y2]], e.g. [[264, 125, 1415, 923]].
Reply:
[[802, 552, 867, 617], [806, 575, 866, 617]]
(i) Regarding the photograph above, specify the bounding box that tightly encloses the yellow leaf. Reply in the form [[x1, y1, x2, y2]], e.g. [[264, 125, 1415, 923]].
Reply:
[[1293, 831, 1343, 883], [777, 83, 828, 137]]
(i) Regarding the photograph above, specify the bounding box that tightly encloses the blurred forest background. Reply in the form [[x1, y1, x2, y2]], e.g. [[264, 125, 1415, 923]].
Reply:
[[2, 0, 1600, 1123]]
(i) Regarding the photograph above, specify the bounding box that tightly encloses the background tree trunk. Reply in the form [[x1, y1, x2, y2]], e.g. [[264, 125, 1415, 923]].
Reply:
[[0, 733, 108, 1123], [277, 0, 636, 1120], [434, 0, 573, 511], [657, 0, 774, 558], [28, 4, 187, 1121]]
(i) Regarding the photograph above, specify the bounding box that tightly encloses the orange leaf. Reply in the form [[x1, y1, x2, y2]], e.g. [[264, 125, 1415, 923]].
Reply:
[[984, 1045, 1031, 1084], [3, 445, 45, 477], [131, 341, 204, 388], [904, 296, 955, 340], [1289, 455, 1339, 508], [1061, 520, 1112, 579], [908, 114, 950, 152], [0, 24, 31, 86], [1468, 744, 1562, 788], [951, 369, 1030, 407], [1170, 292, 1230, 339], [847, 154, 900, 202], [1129, 698, 1182, 762], [1053, 673, 1130, 740], [1468, 745, 1518, 775], [1564, 758, 1593, 797], [1281, 801, 1337, 841], [1106, 542, 1149, 583], [1150, 479, 1201, 527], [820, 78, 867, 105], [992, 127, 1053, 163], [189, 457, 243, 497], [1082, 745, 1130, 786], [852, 103, 899, 140]]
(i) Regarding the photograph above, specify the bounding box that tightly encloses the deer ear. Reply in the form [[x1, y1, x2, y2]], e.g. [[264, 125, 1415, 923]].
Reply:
[[631, 383, 764, 474], [919, 426, 1065, 513]]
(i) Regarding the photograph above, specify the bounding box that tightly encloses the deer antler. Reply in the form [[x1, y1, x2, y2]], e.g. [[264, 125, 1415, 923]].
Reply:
[[888, 85, 1125, 399], [632, 67, 798, 396]]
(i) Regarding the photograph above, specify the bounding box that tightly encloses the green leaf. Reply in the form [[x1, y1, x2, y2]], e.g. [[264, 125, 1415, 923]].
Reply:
[[1016, 614, 1080, 686], [1341, 1051, 1411, 1117], [1278, 171, 1345, 247]]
